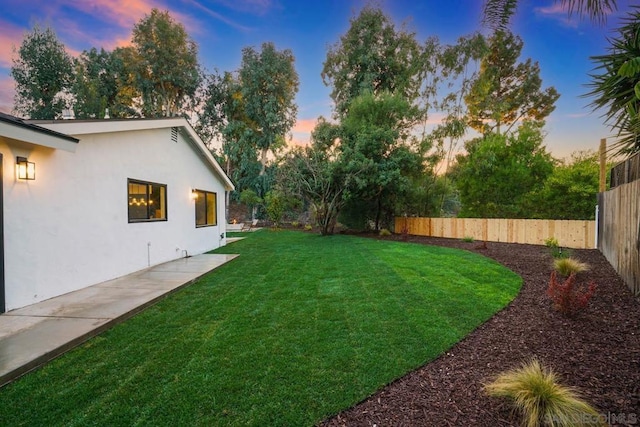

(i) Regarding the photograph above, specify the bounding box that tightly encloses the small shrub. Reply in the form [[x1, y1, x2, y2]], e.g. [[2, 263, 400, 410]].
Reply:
[[554, 258, 590, 277], [544, 237, 568, 258], [462, 236, 475, 243], [544, 237, 559, 248], [485, 359, 603, 427], [303, 224, 312, 231], [291, 221, 300, 228], [547, 271, 597, 317], [379, 228, 392, 237]]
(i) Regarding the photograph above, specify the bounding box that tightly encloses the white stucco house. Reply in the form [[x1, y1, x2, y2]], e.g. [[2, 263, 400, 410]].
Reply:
[[0, 113, 234, 312]]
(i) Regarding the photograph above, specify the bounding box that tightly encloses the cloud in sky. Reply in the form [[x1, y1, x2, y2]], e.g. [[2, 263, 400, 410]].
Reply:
[[289, 117, 317, 147], [205, 0, 278, 16], [534, 3, 580, 28], [292, 118, 317, 134], [63, 0, 164, 29], [0, 21, 27, 68], [0, 77, 16, 114]]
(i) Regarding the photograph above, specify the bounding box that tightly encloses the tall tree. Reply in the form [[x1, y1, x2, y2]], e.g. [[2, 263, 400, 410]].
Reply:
[[321, 5, 422, 118], [131, 8, 202, 117], [451, 122, 555, 218], [339, 90, 423, 230], [276, 118, 354, 236], [423, 34, 488, 214], [72, 48, 138, 119], [238, 42, 300, 174], [11, 25, 73, 119], [587, 6, 640, 157], [200, 42, 299, 207], [465, 31, 560, 136]]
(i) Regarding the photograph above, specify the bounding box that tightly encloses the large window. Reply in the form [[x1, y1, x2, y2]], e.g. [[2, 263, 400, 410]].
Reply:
[[194, 189, 217, 227], [128, 179, 167, 222]]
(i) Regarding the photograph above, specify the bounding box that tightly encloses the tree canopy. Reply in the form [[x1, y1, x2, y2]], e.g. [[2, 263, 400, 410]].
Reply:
[[72, 48, 138, 119], [452, 122, 555, 218], [11, 25, 73, 119], [528, 151, 602, 220], [201, 42, 299, 202], [321, 5, 423, 118], [465, 30, 559, 136], [130, 8, 202, 117], [276, 117, 351, 235]]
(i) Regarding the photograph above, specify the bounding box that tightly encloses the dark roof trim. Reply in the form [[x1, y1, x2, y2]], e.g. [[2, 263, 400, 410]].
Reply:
[[0, 112, 79, 143]]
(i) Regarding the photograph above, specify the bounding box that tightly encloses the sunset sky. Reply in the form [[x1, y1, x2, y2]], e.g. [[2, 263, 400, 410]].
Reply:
[[0, 0, 634, 159]]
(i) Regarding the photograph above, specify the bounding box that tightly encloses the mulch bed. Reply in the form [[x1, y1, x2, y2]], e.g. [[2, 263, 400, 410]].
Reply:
[[320, 234, 640, 426]]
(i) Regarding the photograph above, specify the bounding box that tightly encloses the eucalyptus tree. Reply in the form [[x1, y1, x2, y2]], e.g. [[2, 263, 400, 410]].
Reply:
[[420, 34, 488, 214], [200, 71, 262, 195], [321, 5, 423, 119], [465, 30, 560, 136], [238, 42, 299, 175], [131, 8, 202, 117], [201, 42, 299, 207], [72, 48, 138, 119], [11, 25, 73, 119]]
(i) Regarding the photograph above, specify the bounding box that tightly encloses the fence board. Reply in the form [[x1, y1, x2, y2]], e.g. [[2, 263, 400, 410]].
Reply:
[[394, 217, 595, 249]]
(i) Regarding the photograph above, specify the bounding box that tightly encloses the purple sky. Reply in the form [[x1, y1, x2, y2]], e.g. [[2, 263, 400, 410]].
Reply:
[[0, 0, 634, 159]]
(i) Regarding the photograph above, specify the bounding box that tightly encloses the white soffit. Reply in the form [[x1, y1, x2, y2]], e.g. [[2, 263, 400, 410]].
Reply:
[[0, 120, 79, 152]]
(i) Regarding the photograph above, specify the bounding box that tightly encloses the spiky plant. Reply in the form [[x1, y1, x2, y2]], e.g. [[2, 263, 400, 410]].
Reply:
[[553, 258, 590, 276], [485, 359, 603, 426], [587, 6, 640, 157]]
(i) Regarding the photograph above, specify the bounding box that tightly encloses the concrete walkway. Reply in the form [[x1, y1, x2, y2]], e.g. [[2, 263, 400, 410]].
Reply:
[[0, 253, 238, 387]]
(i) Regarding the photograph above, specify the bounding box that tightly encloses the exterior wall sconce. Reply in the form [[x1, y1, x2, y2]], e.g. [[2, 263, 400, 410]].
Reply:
[[190, 189, 199, 200], [16, 156, 35, 180]]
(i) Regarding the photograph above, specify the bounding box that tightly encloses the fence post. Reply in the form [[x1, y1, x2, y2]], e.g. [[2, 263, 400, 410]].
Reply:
[[599, 138, 607, 192]]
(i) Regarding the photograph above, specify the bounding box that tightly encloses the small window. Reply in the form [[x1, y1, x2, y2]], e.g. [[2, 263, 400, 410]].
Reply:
[[128, 179, 167, 222], [194, 189, 217, 227]]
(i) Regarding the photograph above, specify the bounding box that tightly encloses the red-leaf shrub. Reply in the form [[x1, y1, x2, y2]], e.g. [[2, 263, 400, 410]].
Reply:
[[547, 271, 597, 317]]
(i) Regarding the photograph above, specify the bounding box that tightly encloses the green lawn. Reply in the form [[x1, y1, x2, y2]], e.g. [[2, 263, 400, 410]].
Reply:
[[0, 230, 521, 426]]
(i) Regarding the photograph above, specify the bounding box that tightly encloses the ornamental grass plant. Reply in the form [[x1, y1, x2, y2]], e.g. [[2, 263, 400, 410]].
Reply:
[[553, 258, 590, 277], [485, 359, 603, 427]]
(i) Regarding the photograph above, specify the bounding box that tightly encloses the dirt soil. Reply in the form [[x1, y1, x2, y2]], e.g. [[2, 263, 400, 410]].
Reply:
[[320, 234, 640, 426]]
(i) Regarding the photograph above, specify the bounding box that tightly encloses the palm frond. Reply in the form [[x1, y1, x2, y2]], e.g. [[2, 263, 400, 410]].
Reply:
[[560, 0, 617, 25], [585, 6, 640, 158], [482, 0, 518, 31]]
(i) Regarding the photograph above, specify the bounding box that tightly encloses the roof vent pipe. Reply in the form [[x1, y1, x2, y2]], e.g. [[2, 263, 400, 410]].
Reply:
[[104, 108, 110, 119]]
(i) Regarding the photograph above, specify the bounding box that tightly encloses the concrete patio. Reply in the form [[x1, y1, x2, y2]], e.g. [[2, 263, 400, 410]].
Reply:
[[0, 253, 238, 387]]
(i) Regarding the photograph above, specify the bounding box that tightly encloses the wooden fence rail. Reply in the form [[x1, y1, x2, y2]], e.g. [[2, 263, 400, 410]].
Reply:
[[394, 217, 596, 249]]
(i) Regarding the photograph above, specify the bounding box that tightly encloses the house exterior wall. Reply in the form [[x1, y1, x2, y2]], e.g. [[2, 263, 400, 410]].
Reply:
[[2, 126, 228, 311]]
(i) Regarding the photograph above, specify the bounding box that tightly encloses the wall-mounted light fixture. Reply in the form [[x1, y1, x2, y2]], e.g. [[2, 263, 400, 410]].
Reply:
[[190, 188, 199, 200], [16, 156, 35, 180]]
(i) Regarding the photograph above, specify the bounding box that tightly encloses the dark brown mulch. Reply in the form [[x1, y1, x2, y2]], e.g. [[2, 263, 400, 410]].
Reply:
[[320, 234, 640, 427]]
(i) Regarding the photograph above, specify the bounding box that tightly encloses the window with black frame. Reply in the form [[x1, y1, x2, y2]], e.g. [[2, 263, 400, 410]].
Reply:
[[128, 179, 167, 222], [194, 189, 217, 227]]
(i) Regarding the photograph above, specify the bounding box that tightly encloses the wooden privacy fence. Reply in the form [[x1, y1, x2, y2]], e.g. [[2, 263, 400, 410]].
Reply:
[[598, 175, 640, 296], [610, 151, 640, 188], [394, 217, 596, 249]]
